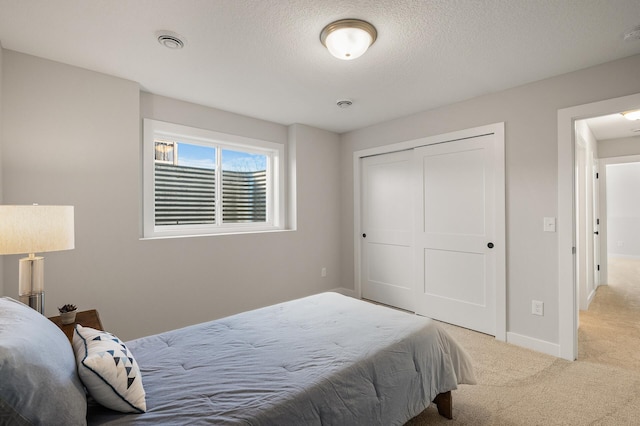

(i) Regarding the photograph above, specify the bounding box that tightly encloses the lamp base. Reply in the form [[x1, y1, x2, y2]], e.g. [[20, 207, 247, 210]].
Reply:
[[19, 292, 45, 315]]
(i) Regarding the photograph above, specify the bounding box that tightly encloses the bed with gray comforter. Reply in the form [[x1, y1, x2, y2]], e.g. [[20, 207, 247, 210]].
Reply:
[[87, 292, 476, 425]]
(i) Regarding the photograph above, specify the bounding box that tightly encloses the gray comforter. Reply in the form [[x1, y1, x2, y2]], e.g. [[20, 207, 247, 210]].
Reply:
[[88, 292, 476, 425]]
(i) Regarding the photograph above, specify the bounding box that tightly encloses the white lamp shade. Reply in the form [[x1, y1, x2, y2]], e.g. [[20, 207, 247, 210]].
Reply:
[[325, 27, 373, 60], [0, 205, 75, 255]]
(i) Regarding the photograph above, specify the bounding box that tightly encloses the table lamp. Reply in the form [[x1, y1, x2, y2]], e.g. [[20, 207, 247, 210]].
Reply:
[[0, 205, 75, 314]]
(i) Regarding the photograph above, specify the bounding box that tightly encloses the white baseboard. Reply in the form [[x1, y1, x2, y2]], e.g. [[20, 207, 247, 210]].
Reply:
[[608, 254, 640, 260], [507, 332, 561, 358], [330, 287, 357, 298]]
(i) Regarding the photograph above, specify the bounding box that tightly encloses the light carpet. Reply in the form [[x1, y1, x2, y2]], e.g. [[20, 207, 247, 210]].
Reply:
[[407, 257, 640, 425]]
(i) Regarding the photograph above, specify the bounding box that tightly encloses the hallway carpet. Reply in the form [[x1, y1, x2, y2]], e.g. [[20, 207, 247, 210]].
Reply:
[[579, 257, 640, 371], [406, 257, 640, 425]]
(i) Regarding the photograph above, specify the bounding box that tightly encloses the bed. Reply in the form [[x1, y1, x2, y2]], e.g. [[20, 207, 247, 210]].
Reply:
[[0, 292, 476, 425]]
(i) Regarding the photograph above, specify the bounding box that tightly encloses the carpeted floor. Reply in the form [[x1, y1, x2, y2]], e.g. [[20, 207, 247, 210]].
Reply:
[[579, 257, 640, 371], [406, 257, 640, 425]]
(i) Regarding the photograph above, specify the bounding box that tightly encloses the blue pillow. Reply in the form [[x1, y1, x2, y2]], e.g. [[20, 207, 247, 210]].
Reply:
[[0, 297, 87, 425]]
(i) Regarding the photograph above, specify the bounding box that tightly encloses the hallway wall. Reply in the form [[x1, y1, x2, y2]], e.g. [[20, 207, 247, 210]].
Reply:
[[606, 162, 640, 258]]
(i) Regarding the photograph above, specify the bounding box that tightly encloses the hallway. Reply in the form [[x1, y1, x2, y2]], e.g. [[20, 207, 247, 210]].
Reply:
[[579, 257, 640, 370]]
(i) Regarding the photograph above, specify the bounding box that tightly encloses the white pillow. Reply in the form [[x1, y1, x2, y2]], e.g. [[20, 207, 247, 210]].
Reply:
[[73, 325, 146, 413]]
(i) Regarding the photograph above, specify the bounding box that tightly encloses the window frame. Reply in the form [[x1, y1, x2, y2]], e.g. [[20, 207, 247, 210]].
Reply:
[[142, 119, 285, 239]]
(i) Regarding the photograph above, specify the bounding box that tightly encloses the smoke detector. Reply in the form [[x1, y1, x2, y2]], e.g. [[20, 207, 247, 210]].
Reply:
[[157, 31, 185, 49], [337, 99, 353, 109]]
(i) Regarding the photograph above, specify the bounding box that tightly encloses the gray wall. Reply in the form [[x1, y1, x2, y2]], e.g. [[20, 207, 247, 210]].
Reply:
[[3, 44, 640, 352], [606, 162, 640, 258], [1, 50, 341, 340], [340, 54, 640, 348], [0, 44, 3, 295], [597, 136, 640, 269], [598, 136, 640, 158]]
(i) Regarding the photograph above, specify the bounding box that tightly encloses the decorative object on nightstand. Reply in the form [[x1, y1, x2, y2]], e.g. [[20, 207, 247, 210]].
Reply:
[[49, 309, 103, 343], [0, 204, 75, 315], [58, 304, 78, 325]]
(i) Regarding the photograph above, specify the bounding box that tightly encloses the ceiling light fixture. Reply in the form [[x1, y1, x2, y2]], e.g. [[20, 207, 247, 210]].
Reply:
[[621, 109, 640, 121], [320, 19, 377, 60], [157, 31, 185, 49]]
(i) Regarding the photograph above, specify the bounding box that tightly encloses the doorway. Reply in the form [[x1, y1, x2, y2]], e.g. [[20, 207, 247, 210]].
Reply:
[[578, 159, 640, 370], [574, 120, 599, 313], [558, 92, 640, 360]]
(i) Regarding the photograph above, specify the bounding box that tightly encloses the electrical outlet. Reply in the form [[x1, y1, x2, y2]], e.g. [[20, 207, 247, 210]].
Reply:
[[321, 267, 327, 277], [532, 300, 544, 316]]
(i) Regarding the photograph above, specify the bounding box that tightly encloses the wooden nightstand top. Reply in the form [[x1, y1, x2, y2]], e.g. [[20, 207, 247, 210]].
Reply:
[[49, 309, 104, 342]]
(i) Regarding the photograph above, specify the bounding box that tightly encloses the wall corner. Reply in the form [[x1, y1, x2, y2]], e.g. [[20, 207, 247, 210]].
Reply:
[[286, 124, 298, 231], [0, 43, 5, 296]]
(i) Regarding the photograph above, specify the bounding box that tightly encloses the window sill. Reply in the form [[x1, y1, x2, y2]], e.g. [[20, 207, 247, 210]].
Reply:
[[139, 228, 295, 241]]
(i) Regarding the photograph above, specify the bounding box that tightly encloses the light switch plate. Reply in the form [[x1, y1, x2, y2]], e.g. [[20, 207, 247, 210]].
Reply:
[[543, 217, 556, 232]]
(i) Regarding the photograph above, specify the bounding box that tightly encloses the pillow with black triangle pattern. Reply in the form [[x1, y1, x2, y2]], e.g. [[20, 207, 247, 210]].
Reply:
[[72, 325, 146, 413]]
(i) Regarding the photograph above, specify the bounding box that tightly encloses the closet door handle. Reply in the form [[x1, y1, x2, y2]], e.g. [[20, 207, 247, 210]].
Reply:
[[362, 233, 367, 238], [487, 242, 494, 249]]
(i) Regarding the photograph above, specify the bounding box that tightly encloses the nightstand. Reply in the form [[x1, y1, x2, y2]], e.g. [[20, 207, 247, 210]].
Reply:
[[49, 309, 104, 343]]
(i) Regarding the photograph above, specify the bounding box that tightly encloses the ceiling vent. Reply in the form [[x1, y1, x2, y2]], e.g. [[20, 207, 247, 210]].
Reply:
[[157, 31, 185, 49]]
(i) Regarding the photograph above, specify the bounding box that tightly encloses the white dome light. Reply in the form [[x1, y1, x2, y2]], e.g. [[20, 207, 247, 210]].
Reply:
[[622, 110, 640, 121], [320, 19, 377, 60]]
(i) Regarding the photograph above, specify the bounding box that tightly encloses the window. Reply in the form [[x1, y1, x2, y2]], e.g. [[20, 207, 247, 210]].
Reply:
[[143, 119, 285, 238]]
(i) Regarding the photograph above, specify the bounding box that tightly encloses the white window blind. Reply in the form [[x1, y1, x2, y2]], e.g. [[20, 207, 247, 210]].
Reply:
[[143, 119, 284, 238]]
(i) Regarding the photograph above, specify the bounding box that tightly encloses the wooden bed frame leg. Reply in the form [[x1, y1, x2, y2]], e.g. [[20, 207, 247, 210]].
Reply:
[[433, 391, 453, 419]]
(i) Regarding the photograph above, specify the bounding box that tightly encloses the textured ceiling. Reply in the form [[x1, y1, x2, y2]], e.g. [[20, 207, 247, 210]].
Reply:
[[1, 0, 640, 134]]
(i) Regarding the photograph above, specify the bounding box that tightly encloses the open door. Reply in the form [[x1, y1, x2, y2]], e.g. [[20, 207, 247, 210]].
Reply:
[[592, 161, 601, 289]]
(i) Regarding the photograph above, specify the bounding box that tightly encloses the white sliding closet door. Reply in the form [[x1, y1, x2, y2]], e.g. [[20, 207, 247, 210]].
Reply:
[[360, 150, 414, 311], [412, 134, 499, 335]]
